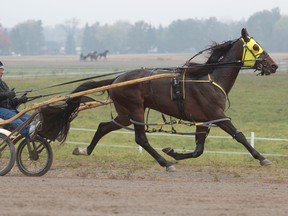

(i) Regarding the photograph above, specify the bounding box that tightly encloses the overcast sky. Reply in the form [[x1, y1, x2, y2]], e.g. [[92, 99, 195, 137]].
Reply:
[[1, 0, 288, 28]]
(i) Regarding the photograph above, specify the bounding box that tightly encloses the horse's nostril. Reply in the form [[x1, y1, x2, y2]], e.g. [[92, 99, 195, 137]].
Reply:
[[271, 64, 278, 72]]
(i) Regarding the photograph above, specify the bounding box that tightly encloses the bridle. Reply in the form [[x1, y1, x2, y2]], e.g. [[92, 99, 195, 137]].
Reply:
[[241, 36, 270, 75], [184, 37, 270, 75]]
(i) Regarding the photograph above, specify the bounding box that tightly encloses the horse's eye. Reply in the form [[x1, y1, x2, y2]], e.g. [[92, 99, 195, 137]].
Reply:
[[253, 44, 260, 51]]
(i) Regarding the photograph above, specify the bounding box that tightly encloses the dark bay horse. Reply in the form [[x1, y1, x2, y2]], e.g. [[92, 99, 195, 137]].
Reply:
[[80, 51, 98, 61], [98, 50, 109, 59], [71, 29, 278, 171]]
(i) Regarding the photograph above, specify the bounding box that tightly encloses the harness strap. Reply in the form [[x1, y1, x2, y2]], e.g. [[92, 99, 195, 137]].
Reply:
[[195, 117, 231, 127], [171, 71, 188, 120], [208, 74, 228, 100], [180, 73, 228, 100]]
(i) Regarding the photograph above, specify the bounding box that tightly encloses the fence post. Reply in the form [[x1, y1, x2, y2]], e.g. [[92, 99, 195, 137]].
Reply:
[[251, 132, 255, 148]]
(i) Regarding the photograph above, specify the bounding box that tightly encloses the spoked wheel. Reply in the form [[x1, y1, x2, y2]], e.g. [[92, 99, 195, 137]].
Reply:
[[16, 135, 53, 176], [0, 133, 16, 176]]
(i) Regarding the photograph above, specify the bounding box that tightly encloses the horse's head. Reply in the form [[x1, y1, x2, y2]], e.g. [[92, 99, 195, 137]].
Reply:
[[241, 28, 278, 75]]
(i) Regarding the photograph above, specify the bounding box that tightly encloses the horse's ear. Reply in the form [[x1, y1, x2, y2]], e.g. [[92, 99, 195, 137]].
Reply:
[[241, 28, 250, 42]]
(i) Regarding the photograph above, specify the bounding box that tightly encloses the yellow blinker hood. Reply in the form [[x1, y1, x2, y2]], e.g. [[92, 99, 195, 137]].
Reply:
[[241, 37, 264, 67]]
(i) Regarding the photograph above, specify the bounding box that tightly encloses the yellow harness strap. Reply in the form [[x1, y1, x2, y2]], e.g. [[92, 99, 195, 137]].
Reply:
[[181, 72, 227, 100], [208, 74, 227, 99]]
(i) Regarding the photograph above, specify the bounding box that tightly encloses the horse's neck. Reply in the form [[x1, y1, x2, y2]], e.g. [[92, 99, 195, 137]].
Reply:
[[211, 42, 243, 94], [211, 67, 241, 94], [184, 64, 241, 95]]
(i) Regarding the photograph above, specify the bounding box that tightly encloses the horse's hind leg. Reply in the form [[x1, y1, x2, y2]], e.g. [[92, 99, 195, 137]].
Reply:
[[217, 120, 272, 166], [132, 115, 176, 172], [72, 116, 130, 156], [163, 126, 210, 160]]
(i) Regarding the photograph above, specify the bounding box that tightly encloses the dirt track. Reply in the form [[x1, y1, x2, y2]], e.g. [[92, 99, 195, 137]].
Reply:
[[1, 54, 288, 215], [1, 165, 288, 216]]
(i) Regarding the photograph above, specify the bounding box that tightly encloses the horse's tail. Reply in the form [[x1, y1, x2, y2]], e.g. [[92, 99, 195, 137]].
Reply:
[[38, 78, 115, 143]]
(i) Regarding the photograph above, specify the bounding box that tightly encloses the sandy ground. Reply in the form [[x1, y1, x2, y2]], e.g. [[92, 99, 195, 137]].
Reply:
[[1, 165, 288, 216]]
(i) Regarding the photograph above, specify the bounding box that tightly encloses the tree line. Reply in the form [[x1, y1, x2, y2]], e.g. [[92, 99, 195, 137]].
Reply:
[[0, 7, 287, 55]]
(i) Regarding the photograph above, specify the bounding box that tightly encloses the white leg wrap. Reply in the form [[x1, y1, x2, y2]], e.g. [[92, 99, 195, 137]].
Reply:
[[72, 147, 88, 155]]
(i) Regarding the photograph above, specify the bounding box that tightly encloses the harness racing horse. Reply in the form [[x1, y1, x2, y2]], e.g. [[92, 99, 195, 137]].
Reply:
[[98, 50, 109, 59], [71, 29, 278, 171], [80, 51, 98, 61], [87, 51, 98, 61], [79, 53, 88, 61]]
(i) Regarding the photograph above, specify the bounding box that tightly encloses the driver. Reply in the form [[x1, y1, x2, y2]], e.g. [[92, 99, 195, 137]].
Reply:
[[0, 61, 38, 138]]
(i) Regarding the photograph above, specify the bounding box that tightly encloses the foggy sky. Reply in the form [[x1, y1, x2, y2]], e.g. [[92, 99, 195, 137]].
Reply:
[[1, 0, 288, 27]]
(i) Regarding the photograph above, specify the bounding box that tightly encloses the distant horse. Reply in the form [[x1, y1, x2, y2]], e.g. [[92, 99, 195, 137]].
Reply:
[[87, 51, 98, 61], [68, 29, 277, 171], [98, 50, 109, 60], [80, 51, 98, 61], [79, 53, 88, 61]]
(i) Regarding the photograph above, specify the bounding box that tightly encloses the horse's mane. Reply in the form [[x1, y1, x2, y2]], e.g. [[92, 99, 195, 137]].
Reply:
[[207, 39, 238, 64], [184, 39, 238, 78]]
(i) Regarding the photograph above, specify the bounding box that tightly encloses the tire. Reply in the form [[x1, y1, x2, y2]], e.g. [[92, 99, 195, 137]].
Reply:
[[0, 133, 16, 176], [16, 135, 53, 176]]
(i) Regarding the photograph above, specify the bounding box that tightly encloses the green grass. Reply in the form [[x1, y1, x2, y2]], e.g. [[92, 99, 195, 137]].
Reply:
[[5, 72, 288, 171]]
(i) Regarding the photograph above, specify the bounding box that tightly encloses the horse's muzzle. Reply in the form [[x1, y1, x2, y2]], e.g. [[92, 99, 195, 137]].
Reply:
[[258, 54, 278, 75]]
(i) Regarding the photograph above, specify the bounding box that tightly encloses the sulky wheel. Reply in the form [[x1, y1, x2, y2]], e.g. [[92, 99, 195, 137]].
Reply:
[[0, 133, 16, 176], [16, 135, 53, 176]]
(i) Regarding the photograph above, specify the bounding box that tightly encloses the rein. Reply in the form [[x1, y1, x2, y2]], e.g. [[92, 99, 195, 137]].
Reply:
[[21, 70, 126, 102], [35, 70, 125, 91], [21, 37, 265, 103], [26, 91, 67, 102]]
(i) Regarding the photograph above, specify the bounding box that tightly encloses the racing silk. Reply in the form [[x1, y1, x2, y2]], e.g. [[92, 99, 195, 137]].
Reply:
[[0, 80, 15, 109]]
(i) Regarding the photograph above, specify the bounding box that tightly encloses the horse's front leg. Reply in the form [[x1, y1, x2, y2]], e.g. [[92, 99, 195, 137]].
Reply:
[[162, 126, 210, 160], [217, 120, 272, 166]]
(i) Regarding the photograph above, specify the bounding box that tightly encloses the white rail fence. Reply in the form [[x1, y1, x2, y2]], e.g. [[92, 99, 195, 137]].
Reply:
[[67, 128, 288, 157]]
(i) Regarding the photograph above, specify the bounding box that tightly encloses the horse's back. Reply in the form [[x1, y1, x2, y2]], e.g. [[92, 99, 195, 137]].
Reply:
[[110, 69, 153, 99], [109, 69, 178, 117], [109, 68, 227, 121]]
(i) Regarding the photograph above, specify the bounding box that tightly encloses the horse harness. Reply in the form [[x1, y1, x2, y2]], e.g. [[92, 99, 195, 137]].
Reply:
[[170, 69, 228, 120], [169, 35, 267, 119]]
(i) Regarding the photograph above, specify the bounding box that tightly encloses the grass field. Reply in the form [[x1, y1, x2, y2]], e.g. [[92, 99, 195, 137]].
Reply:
[[2, 54, 288, 172]]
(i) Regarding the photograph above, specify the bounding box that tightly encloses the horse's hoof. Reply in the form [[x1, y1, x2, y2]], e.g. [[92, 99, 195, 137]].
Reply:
[[166, 165, 176, 172], [260, 159, 272, 166], [72, 147, 88, 155], [162, 147, 173, 154]]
